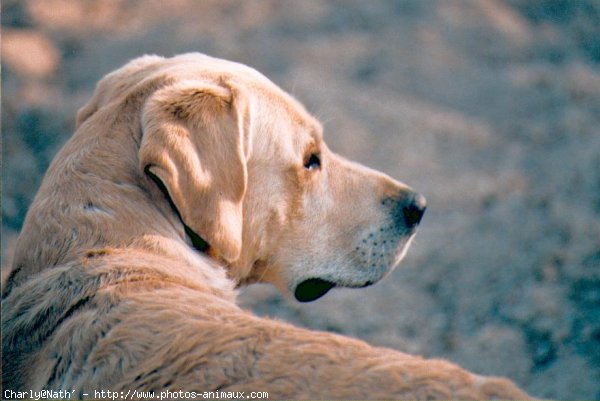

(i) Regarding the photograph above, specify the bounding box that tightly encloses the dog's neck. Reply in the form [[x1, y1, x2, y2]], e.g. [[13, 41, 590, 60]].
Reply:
[[143, 166, 210, 253], [6, 115, 234, 297]]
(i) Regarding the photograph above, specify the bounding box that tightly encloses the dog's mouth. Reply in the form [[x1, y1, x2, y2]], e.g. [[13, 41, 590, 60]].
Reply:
[[294, 278, 336, 302], [294, 278, 377, 302]]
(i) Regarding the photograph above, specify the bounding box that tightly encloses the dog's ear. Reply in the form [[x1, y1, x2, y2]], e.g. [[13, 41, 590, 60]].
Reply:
[[139, 80, 250, 262]]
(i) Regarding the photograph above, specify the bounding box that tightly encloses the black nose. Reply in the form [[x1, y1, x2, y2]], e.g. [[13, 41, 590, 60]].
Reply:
[[401, 192, 427, 228]]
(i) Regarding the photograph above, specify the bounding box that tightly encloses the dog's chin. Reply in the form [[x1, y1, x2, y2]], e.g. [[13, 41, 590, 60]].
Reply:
[[291, 237, 417, 303]]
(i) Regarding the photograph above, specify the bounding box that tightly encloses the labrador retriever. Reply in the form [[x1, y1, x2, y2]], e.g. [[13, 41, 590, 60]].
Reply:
[[2, 53, 531, 400]]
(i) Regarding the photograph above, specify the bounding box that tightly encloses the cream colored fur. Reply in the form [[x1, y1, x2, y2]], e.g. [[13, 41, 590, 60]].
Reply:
[[2, 53, 531, 400]]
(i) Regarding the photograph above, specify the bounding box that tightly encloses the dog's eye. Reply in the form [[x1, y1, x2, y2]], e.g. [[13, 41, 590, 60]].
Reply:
[[304, 153, 321, 171]]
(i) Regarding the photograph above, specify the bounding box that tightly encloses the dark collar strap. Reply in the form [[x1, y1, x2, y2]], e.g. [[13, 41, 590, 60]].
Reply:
[[144, 165, 210, 252]]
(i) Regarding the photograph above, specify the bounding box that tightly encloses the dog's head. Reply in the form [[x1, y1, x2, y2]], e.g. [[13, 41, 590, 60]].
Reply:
[[79, 53, 426, 302]]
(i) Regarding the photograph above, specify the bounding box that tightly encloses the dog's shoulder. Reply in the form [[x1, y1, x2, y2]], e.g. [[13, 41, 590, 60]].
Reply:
[[2, 246, 239, 390], [3, 247, 236, 342]]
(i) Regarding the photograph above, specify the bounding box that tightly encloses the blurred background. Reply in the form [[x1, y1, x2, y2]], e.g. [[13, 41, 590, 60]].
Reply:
[[2, 0, 599, 399]]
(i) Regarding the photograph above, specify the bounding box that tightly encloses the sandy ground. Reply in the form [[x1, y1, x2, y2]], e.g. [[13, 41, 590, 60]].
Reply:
[[2, 1, 599, 399]]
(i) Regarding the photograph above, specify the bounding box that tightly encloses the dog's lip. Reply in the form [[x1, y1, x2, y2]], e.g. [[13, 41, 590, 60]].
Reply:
[[294, 278, 336, 302], [294, 278, 377, 302], [351, 280, 374, 288]]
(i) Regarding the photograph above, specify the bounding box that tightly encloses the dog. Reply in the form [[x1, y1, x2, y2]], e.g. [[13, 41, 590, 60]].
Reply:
[[2, 53, 531, 400]]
